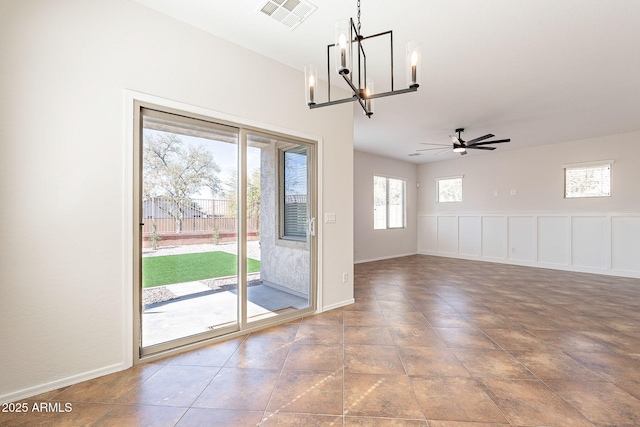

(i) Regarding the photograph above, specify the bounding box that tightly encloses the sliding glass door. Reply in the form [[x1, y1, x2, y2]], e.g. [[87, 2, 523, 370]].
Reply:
[[138, 108, 240, 353], [245, 132, 314, 325], [134, 103, 316, 357]]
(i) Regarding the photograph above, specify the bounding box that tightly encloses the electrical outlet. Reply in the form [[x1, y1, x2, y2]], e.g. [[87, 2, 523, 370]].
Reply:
[[342, 272, 348, 283]]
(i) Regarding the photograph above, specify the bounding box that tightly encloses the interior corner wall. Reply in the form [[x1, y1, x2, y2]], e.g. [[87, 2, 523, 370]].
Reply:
[[0, 0, 354, 402], [416, 131, 640, 278], [354, 150, 418, 263]]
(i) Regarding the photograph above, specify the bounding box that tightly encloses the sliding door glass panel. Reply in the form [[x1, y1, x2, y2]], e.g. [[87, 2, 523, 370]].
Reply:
[[245, 133, 313, 323], [140, 109, 239, 350]]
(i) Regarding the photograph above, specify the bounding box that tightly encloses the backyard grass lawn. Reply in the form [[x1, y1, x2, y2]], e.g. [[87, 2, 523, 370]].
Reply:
[[143, 251, 260, 288]]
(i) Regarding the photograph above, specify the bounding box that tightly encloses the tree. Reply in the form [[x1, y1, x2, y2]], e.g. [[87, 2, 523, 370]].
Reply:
[[222, 169, 238, 218], [143, 132, 221, 233], [223, 168, 261, 219], [247, 168, 261, 219]]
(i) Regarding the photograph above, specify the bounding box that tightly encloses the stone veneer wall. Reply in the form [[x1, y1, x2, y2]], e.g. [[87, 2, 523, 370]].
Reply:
[[258, 142, 310, 297]]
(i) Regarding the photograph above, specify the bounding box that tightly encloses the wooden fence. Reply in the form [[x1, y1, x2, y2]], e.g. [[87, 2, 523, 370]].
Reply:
[[142, 197, 259, 247]]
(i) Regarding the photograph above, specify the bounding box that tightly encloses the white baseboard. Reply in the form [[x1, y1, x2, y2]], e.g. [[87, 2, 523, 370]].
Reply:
[[417, 251, 640, 279], [0, 362, 130, 404], [354, 252, 418, 264]]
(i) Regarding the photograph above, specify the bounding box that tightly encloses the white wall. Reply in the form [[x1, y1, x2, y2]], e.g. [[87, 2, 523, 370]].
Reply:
[[417, 132, 640, 278], [0, 0, 354, 402], [354, 150, 418, 263]]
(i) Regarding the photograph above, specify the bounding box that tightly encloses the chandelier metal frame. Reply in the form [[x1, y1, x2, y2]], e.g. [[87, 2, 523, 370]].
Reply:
[[305, 1, 420, 118]]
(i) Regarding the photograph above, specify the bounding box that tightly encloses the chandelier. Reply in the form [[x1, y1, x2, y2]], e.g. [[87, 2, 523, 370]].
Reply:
[[304, 0, 421, 118]]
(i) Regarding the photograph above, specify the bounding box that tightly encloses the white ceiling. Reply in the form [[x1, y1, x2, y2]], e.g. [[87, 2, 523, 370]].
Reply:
[[132, 0, 640, 163]]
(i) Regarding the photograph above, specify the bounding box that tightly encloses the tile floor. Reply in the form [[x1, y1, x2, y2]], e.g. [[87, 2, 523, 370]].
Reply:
[[4, 255, 640, 426]]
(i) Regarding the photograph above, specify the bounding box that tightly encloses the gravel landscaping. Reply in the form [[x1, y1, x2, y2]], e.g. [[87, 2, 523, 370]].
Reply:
[[143, 286, 178, 305], [202, 272, 262, 292]]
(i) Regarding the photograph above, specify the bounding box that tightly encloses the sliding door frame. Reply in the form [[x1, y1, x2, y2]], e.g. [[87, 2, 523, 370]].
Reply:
[[130, 95, 319, 363], [242, 129, 318, 330]]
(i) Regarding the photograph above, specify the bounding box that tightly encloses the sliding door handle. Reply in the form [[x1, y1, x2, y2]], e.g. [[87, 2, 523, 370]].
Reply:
[[308, 217, 316, 237]]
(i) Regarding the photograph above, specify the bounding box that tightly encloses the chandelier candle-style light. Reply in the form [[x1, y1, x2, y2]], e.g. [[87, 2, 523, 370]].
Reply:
[[305, 0, 421, 118]]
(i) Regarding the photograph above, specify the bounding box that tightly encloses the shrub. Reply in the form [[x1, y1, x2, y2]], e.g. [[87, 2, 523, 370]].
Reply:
[[149, 222, 162, 250], [211, 224, 221, 245]]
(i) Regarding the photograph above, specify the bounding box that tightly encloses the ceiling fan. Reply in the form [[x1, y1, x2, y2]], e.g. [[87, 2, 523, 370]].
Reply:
[[417, 128, 510, 156]]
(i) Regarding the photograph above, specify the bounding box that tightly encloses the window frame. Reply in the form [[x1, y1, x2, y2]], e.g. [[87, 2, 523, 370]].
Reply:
[[373, 174, 407, 230], [562, 160, 613, 199], [436, 175, 463, 203], [278, 145, 308, 242]]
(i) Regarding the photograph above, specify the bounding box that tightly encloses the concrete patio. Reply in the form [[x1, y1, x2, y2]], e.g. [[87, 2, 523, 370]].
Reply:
[[141, 241, 310, 348], [142, 281, 308, 348]]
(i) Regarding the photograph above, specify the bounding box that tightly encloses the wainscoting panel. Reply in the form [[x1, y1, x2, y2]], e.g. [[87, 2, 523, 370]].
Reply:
[[458, 216, 482, 257], [417, 212, 640, 278], [611, 216, 640, 273], [508, 216, 536, 262], [537, 216, 570, 266], [482, 216, 506, 259], [571, 216, 608, 270], [437, 216, 458, 254]]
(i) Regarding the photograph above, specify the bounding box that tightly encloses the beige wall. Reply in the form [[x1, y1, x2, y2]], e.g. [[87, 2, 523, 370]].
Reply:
[[0, 0, 354, 401], [416, 132, 640, 278], [354, 150, 418, 263], [418, 132, 640, 214]]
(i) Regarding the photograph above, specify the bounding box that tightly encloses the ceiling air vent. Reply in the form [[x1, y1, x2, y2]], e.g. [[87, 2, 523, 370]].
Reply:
[[259, 0, 317, 30]]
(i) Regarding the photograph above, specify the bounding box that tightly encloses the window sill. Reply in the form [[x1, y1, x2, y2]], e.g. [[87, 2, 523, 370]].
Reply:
[[276, 238, 307, 250]]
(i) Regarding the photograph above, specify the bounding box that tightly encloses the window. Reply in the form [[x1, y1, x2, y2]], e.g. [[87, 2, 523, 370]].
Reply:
[[280, 146, 308, 240], [374, 175, 406, 229], [437, 176, 463, 202], [564, 161, 612, 198]]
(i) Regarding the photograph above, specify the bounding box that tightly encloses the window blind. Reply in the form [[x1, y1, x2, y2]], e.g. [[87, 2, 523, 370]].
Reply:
[[283, 149, 307, 239]]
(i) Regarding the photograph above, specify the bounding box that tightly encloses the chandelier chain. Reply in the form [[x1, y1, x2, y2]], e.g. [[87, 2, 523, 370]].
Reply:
[[357, 0, 361, 33]]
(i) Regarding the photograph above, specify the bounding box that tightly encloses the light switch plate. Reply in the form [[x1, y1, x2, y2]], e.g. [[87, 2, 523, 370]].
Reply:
[[325, 213, 336, 224]]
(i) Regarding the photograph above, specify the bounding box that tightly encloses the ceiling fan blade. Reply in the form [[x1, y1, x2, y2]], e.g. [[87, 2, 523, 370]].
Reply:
[[460, 151, 467, 156], [467, 146, 496, 150], [417, 147, 450, 151], [419, 143, 451, 146], [449, 134, 461, 144], [434, 148, 451, 156], [464, 133, 494, 145], [469, 139, 510, 146]]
